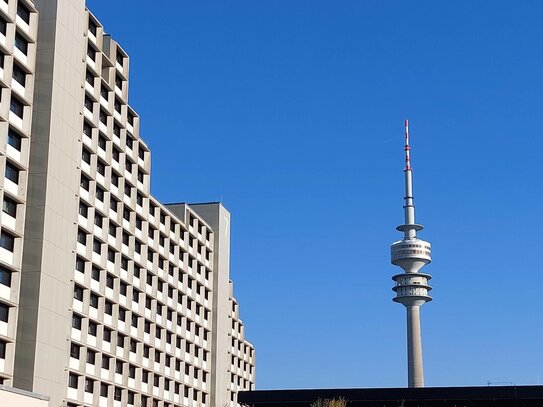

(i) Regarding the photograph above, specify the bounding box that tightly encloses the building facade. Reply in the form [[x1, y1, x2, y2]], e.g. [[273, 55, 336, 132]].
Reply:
[[0, 1, 255, 406]]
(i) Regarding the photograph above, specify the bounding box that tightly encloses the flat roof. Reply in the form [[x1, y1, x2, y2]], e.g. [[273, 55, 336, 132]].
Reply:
[[239, 385, 543, 406]]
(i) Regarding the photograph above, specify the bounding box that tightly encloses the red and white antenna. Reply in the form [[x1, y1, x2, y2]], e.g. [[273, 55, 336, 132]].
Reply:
[[404, 119, 411, 171]]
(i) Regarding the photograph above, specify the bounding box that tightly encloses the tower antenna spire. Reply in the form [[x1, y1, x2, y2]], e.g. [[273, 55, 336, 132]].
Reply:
[[405, 119, 411, 171], [391, 120, 433, 388]]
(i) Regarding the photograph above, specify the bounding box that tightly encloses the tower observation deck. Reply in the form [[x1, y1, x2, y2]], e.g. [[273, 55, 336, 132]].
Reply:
[[391, 120, 432, 388]]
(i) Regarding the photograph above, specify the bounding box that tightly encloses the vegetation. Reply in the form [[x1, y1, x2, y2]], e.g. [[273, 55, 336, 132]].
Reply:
[[310, 397, 348, 407]]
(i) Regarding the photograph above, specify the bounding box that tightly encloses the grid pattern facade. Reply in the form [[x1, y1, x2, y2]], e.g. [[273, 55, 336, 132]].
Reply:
[[0, 0, 36, 386], [64, 11, 221, 407], [228, 288, 255, 405]]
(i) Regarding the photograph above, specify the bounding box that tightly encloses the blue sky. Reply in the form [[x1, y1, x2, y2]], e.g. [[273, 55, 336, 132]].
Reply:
[[87, 1, 543, 389]]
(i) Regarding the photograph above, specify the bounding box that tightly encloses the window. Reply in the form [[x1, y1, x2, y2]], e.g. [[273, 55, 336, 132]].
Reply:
[[77, 230, 86, 245], [109, 224, 117, 238], [116, 51, 124, 66], [7, 128, 22, 151], [114, 387, 122, 402], [86, 70, 94, 85], [15, 33, 28, 55], [75, 256, 85, 273], [88, 320, 97, 336], [88, 20, 97, 36], [114, 98, 121, 114], [68, 373, 78, 389], [74, 285, 84, 301], [90, 293, 99, 308], [80, 175, 90, 190], [87, 349, 96, 364], [96, 186, 104, 202], [84, 95, 93, 111], [0, 16, 6, 36], [72, 314, 82, 330], [111, 172, 119, 187], [17, 2, 31, 24], [79, 202, 88, 217], [105, 274, 114, 289], [83, 121, 92, 137], [91, 267, 100, 281], [0, 266, 11, 287], [98, 135, 106, 150], [129, 364, 136, 378], [99, 110, 107, 125], [100, 87, 108, 100], [105, 300, 113, 315], [0, 231, 15, 252], [5, 162, 20, 184], [126, 134, 134, 150], [12, 63, 26, 86], [102, 355, 110, 369], [104, 327, 112, 342], [82, 148, 91, 164], [100, 383, 108, 398], [115, 360, 123, 374], [112, 147, 120, 162], [87, 45, 96, 61], [93, 239, 101, 254], [0, 302, 8, 323], [115, 74, 122, 89], [138, 170, 144, 183], [110, 197, 118, 212], [2, 196, 17, 218], [107, 249, 115, 263], [70, 343, 80, 359], [85, 378, 94, 393]]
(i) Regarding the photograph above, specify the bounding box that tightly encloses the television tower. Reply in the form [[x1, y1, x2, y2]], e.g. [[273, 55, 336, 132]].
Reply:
[[391, 120, 432, 388]]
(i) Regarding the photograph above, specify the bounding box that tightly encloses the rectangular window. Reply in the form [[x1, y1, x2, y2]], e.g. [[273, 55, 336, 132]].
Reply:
[[68, 373, 78, 389], [79, 202, 88, 217], [0, 231, 15, 252], [0, 17, 6, 36], [70, 343, 80, 359], [102, 355, 110, 369], [7, 128, 22, 151], [10, 97, 24, 118], [72, 314, 82, 330], [87, 45, 96, 61], [88, 21, 97, 37], [83, 122, 92, 139], [12, 63, 26, 86], [14, 33, 28, 55], [5, 162, 20, 184], [88, 321, 97, 336], [85, 378, 94, 393], [74, 285, 84, 301], [16, 2, 31, 24], [0, 302, 8, 322], [2, 196, 17, 218], [0, 266, 11, 287], [87, 349, 96, 364], [84, 96, 93, 111], [82, 148, 91, 164]]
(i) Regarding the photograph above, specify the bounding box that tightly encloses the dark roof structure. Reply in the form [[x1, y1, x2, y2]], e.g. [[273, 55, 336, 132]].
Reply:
[[239, 385, 543, 407]]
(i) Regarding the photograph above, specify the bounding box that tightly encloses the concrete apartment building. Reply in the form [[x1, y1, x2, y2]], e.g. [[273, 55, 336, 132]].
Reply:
[[0, 1, 255, 406]]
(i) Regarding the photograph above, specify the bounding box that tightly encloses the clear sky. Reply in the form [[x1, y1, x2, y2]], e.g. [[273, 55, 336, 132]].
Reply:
[[87, 0, 543, 389]]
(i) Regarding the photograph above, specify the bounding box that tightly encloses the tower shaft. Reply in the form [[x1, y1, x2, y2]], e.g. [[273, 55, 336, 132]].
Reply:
[[406, 306, 424, 388]]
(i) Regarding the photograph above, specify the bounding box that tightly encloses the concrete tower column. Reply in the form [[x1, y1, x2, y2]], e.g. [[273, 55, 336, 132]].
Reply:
[[406, 305, 424, 388]]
